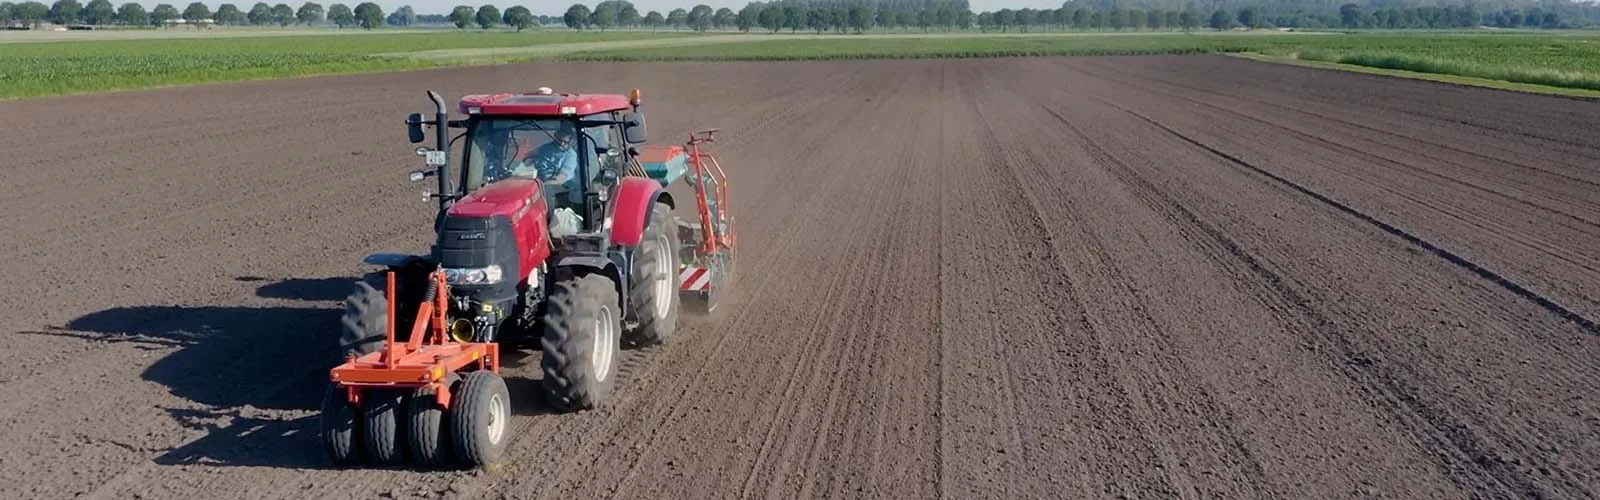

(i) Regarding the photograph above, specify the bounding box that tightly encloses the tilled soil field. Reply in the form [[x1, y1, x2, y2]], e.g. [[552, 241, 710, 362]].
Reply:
[[1, 55, 1597, 499]]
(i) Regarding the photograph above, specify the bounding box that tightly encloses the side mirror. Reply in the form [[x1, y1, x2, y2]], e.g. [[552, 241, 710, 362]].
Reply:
[[406, 112, 426, 144], [621, 111, 646, 144]]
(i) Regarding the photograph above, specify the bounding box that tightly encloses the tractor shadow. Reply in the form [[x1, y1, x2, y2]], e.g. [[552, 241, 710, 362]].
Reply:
[[22, 277, 363, 469], [36, 276, 590, 468], [248, 276, 360, 302]]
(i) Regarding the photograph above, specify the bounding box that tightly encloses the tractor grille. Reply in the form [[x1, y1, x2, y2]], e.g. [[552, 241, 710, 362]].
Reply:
[[436, 213, 521, 300]]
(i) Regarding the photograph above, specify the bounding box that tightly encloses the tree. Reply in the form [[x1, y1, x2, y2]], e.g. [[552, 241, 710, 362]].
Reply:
[[1209, 9, 1231, 30], [1236, 7, 1254, 28], [325, 1, 351, 27], [1339, 3, 1360, 28], [561, 3, 586, 29], [351, 0, 378, 28], [736, 3, 757, 31], [113, 1, 142, 24], [246, 1, 268, 23], [14, 0, 48, 26], [617, 3, 637, 26], [81, 0, 111, 24], [150, 3, 177, 24], [215, 3, 243, 24], [713, 6, 733, 29], [181, 1, 208, 24], [449, 4, 472, 28], [666, 7, 685, 29], [48, 0, 80, 24], [756, 4, 778, 32], [270, 3, 292, 26], [1179, 10, 1198, 30], [589, 2, 614, 29], [642, 9, 661, 29], [385, 5, 414, 25], [296, 1, 321, 24], [501, 5, 530, 30], [848, 5, 870, 32], [686, 4, 711, 31], [474, 3, 496, 28]]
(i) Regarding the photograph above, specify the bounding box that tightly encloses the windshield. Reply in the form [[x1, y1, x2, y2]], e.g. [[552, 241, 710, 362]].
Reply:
[[462, 117, 577, 192]]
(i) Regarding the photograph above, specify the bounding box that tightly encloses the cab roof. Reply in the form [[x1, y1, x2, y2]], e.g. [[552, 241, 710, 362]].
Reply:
[[458, 89, 632, 117]]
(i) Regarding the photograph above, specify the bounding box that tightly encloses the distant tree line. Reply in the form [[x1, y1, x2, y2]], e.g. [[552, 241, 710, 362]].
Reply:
[[0, 0, 391, 28], [4, 0, 1593, 30], [557, 0, 974, 32], [548, 0, 1595, 32]]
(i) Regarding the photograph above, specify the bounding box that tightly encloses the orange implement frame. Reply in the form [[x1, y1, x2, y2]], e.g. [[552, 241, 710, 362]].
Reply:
[[328, 270, 499, 409], [686, 129, 735, 260]]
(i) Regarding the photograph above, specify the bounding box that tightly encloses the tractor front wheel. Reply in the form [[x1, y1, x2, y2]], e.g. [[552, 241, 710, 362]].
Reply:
[[624, 201, 680, 347], [539, 273, 621, 412], [339, 270, 426, 359]]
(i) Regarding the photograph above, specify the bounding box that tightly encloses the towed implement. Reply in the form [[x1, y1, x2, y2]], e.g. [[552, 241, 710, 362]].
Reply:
[[320, 87, 737, 468]]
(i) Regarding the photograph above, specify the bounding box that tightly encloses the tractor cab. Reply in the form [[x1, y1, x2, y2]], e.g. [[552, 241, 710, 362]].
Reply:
[[422, 87, 649, 238]]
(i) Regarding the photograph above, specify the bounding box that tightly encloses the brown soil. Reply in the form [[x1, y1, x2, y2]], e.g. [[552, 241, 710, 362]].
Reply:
[[1, 55, 1596, 499]]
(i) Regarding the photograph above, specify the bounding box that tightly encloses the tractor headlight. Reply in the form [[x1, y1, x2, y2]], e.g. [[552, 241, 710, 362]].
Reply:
[[444, 265, 503, 285]]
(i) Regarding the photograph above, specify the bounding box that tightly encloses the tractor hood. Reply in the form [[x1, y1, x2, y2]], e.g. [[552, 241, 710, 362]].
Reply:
[[448, 177, 544, 219]]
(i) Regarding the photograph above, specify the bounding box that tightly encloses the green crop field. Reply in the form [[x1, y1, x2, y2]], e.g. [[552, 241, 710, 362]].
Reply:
[[3, 28, 1597, 100], [0, 30, 686, 99], [557, 30, 1600, 95]]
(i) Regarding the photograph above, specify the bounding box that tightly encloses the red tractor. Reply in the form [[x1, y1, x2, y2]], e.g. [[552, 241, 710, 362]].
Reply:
[[318, 88, 736, 468]]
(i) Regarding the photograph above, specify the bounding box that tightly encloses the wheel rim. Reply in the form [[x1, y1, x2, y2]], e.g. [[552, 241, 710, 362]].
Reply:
[[652, 233, 672, 319], [593, 305, 616, 382], [487, 391, 506, 443]]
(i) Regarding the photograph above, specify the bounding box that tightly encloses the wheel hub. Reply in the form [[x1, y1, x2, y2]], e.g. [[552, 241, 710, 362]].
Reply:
[[593, 305, 616, 382], [652, 233, 672, 319], [487, 392, 506, 443]]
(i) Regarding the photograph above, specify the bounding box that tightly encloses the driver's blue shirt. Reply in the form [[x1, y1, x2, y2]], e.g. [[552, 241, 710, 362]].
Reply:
[[532, 141, 578, 182]]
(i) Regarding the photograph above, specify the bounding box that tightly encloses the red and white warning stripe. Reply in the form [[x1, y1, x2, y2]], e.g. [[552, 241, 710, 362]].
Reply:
[[680, 267, 712, 292]]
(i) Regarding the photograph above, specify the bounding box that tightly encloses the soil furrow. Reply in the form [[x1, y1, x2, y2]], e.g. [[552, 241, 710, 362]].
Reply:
[[5, 56, 1599, 498]]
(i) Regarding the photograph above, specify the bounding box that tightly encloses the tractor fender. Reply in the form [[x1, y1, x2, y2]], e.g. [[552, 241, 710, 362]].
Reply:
[[610, 177, 674, 248], [554, 255, 626, 312]]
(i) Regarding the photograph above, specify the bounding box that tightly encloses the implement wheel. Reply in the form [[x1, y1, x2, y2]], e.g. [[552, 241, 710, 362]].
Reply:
[[361, 389, 406, 465], [451, 370, 510, 467], [624, 201, 680, 347], [407, 374, 457, 467], [539, 273, 621, 412], [319, 384, 361, 466]]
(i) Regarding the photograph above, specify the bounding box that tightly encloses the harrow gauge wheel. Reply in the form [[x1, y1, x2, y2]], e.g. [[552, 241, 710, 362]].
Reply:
[[407, 373, 459, 467], [362, 389, 407, 465], [451, 371, 510, 467], [319, 383, 361, 466]]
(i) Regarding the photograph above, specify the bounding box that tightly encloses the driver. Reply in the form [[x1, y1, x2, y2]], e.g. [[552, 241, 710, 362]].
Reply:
[[525, 126, 580, 205]]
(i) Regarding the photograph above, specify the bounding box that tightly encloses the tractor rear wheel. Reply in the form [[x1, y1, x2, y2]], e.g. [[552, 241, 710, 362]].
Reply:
[[624, 201, 680, 347], [539, 273, 621, 412], [451, 370, 509, 467], [319, 384, 361, 466]]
